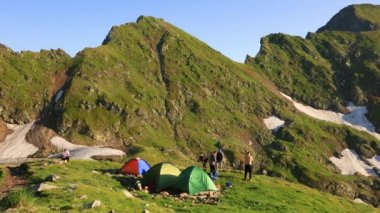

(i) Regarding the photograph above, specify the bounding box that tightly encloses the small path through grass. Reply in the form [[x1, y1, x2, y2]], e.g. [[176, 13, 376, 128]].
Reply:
[[0, 165, 28, 198]]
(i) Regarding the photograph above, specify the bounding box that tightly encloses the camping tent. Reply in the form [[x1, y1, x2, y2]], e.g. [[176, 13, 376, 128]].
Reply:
[[120, 158, 150, 176], [141, 162, 181, 192], [173, 166, 218, 195]]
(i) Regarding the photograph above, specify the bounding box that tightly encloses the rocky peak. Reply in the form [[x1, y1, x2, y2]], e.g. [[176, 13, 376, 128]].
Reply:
[[102, 16, 167, 45], [317, 4, 380, 32]]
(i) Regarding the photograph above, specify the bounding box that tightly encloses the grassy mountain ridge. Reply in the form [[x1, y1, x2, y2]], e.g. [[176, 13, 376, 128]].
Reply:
[[246, 4, 380, 131], [48, 16, 380, 205], [1, 8, 380, 209], [317, 4, 380, 32], [0, 44, 72, 124], [54, 16, 286, 158]]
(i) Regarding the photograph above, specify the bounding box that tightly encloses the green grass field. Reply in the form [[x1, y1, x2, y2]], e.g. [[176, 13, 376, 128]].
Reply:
[[0, 160, 377, 213]]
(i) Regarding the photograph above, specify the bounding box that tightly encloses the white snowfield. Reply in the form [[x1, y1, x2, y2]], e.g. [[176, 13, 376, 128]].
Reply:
[[0, 122, 38, 163], [281, 93, 380, 177], [353, 198, 368, 205], [263, 116, 285, 132], [51, 136, 84, 150], [367, 155, 380, 169], [49, 136, 126, 160], [329, 149, 377, 177], [0, 122, 125, 163], [281, 93, 380, 140]]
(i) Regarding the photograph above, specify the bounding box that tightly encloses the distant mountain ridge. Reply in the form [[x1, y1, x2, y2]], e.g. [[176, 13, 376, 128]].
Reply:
[[317, 4, 380, 32], [0, 5, 380, 207], [247, 4, 380, 132]]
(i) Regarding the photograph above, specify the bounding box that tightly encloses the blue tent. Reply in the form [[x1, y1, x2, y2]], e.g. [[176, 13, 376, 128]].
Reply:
[[121, 157, 151, 175]]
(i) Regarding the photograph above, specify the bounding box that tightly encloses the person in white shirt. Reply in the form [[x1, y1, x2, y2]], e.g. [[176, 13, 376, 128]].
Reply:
[[61, 149, 70, 163]]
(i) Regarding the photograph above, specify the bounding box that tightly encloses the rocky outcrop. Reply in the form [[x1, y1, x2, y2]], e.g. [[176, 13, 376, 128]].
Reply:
[[0, 121, 11, 142], [25, 124, 58, 157], [34, 183, 58, 192], [317, 4, 380, 32]]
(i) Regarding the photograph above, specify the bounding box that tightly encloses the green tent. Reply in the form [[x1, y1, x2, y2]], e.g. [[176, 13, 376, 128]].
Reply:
[[141, 162, 181, 192], [173, 166, 218, 195]]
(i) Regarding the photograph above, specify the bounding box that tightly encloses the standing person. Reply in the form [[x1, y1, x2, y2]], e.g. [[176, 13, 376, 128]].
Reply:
[[244, 151, 253, 181], [216, 149, 224, 171], [209, 151, 216, 173], [198, 153, 208, 170], [61, 149, 70, 163]]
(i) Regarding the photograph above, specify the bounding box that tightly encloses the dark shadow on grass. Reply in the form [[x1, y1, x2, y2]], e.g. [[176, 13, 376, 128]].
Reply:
[[8, 163, 31, 177], [248, 186, 259, 190], [113, 175, 139, 189]]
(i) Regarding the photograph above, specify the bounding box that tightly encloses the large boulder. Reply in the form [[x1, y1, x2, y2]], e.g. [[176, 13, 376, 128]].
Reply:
[[34, 183, 58, 192]]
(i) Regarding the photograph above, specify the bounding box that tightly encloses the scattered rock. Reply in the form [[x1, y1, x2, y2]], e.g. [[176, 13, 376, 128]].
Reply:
[[143, 186, 149, 193], [197, 195, 207, 200], [92, 170, 100, 174], [104, 172, 112, 177], [122, 190, 134, 199], [109, 210, 115, 213], [179, 192, 189, 199], [353, 198, 368, 205], [45, 174, 61, 182], [183, 194, 197, 200], [80, 195, 88, 199], [35, 183, 58, 192], [90, 200, 101, 208], [68, 184, 77, 189], [143, 209, 150, 213], [4, 208, 18, 213], [160, 191, 169, 197]]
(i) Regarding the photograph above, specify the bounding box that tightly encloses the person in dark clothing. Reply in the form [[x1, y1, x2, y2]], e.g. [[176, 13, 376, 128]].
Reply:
[[209, 152, 216, 173], [216, 150, 224, 171], [244, 151, 253, 181], [198, 153, 208, 170]]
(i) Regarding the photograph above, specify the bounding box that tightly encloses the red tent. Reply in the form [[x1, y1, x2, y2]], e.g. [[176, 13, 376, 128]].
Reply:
[[120, 157, 151, 175]]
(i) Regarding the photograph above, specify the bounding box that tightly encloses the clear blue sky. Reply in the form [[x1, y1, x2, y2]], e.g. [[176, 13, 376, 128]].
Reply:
[[0, 0, 379, 62]]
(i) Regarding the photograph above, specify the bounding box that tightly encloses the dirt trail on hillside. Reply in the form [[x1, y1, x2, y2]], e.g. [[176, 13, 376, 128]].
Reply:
[[0, 166, 28, 198]]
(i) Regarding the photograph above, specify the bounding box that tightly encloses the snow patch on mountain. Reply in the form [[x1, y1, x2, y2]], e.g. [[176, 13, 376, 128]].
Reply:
[[366, 155, 380, 169], [281, 93, 380, 140], [0, 122, 125, 163], [329, 149, 376, 177], [353, 198, 368, 205], [49, 136, 125, 160], [0, 122, 38, 163], [263, 116, 285, 132]]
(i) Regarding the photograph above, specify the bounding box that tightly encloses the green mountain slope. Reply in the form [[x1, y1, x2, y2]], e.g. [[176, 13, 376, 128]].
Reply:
[[54, 16, 286, 157], [0, 45, 72, 124], [317, 4, 380, 32], [43, 16, 379, 205], [246, 4, 380, 131], [1, 6, 380, 208], [1, 160, 377, 213]]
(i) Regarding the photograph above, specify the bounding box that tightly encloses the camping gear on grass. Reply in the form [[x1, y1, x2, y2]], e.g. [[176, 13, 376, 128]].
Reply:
[[120, 157, 150, 176], [173, 166, 218, 195], [141, 162, 181, 192]]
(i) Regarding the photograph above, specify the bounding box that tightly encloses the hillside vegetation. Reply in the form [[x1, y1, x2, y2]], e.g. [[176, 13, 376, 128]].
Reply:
[[0, 45, 72, 124], [0, 160, 377, 213], [53, 16, 288, 157], [247, 4, 380, 131], [0, 3, 380, 210]]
